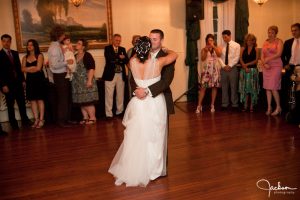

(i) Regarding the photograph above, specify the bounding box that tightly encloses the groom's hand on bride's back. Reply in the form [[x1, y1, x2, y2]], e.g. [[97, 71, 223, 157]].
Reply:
[[134, 87, 147, 99]]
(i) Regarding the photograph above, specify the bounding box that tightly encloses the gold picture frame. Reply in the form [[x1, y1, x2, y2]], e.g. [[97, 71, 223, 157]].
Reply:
[[12, 0, 113, 52]]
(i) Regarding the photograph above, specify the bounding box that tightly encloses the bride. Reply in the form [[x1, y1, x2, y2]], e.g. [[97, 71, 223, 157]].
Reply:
[[108, 36, 178, 187]]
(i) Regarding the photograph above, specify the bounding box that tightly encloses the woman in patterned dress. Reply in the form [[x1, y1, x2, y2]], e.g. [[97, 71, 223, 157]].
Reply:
[[72, 39, 99, 124], [196, 34, 222, 113]]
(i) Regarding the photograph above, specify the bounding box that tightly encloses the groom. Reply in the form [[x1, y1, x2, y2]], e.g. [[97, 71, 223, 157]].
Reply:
[[130, 29, 176, 176]]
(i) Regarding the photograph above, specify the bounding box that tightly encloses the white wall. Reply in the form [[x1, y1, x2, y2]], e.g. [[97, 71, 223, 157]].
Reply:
[[248, 0, 300, 47], [111, 0, 188, 101]]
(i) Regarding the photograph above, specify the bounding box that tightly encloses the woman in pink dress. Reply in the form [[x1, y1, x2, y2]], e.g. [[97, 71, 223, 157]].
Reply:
[[261, 26, 283, 116]]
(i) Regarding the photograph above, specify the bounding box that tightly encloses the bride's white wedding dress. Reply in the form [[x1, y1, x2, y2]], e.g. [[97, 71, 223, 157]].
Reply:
[[108, 57, 167, 187]]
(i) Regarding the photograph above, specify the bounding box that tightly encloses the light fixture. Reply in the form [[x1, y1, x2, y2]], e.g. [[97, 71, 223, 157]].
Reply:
[[69, 0, 85, 7], [253, 0, 268, 6]]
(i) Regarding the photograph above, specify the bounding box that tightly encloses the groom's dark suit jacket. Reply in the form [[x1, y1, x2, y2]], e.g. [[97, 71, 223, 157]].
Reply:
[[102, 45, 129, 82], [130, 49, 176, 115], [281, 38, 295, 67]]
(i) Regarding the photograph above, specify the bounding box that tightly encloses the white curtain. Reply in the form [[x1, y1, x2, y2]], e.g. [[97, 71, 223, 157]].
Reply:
[[199, 0, 236, 49], [198, 0, 236, 74]]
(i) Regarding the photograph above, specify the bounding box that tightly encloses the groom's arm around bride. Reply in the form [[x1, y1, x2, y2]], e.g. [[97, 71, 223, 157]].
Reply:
[[130, 50, 176, 114]]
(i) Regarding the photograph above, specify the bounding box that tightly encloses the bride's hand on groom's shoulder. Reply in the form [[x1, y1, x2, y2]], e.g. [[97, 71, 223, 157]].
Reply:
[[162, 47, 168, 53]]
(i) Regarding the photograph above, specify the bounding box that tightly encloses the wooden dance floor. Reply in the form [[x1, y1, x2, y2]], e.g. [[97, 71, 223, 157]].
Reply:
[[0, 102, 299, 200]]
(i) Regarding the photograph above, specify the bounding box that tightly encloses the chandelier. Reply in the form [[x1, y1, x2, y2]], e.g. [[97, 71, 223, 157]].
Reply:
[[253, 0, 268, 6], [69, 0, 85, 7]]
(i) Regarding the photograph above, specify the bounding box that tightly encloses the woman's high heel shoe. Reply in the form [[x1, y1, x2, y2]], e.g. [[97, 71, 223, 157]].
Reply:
[[271, 108, 282, 116], [210, 105, 215, 113], [36, 120, 44, 129], [85, 119, 96, 125], [80, 119, 89, 125], [31, 119, 39, 128], [195, 105, 202, 113], [265, 108, 272, 115]]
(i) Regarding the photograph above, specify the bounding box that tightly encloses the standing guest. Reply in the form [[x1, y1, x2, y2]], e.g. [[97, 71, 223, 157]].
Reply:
[[196, 34, 222, 113], [0, 34, 31, 129], [239, 34, 260, 112], [261, 26, 283, 116], [21, 39, 46, 128], [127, 35, 141, 99], [281, 23, 300, 113], [127, 35, 141, 59], [47, 25, 74, 127], [219, 30, 241, 111], [71, 39, 98, 125], [102, 34, 129, 118]]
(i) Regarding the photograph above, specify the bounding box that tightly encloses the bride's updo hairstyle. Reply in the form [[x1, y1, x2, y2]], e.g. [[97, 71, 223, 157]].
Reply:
[[134, 36, 151, 63]]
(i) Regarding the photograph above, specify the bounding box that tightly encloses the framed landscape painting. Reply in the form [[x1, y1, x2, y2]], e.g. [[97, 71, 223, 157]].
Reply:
[[12, 0, 113, 52]]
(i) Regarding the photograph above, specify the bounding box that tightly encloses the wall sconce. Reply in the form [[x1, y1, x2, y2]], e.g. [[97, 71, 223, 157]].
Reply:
[[253, 0, 268, 6], [69, 0, 85, 7]]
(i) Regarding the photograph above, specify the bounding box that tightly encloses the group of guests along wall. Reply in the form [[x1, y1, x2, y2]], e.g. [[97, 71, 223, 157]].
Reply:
[[195, 23, 300, 126], [0, 26, 137, 128]]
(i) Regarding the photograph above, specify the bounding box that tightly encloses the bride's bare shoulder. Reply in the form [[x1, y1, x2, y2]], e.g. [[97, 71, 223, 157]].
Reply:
[[129, 56, 138, 68]]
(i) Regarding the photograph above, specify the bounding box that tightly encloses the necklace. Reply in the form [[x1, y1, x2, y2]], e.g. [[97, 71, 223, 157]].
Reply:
[[77, 52, 84, 61]]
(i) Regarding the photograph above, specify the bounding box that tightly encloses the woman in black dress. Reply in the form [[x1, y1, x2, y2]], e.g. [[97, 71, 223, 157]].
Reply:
[[21, 39, 46, 128]]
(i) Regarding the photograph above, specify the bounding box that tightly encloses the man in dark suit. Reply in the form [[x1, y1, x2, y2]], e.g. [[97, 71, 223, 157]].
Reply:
[[130, 29, 176, 176], [102, 34, 129, 118], [281, 23, 300, 113], [0, 34, 31, 129]]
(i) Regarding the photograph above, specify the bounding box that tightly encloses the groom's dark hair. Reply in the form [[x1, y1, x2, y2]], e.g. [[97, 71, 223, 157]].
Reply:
[[150, 29, 164, 39]]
